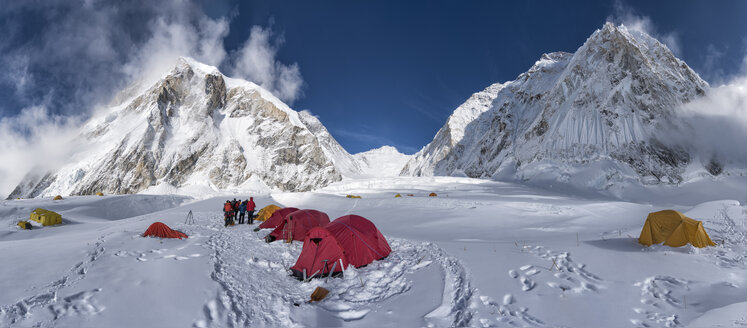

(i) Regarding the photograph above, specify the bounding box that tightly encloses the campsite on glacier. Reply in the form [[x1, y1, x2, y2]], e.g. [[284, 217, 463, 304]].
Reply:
[[4, 2, 747, 328]]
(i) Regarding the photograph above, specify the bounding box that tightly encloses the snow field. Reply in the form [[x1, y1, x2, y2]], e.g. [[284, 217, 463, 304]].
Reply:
[[2, 177, 747, 327]]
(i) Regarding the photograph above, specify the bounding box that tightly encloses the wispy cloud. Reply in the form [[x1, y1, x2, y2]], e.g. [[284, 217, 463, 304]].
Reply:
[[658, 77, 747, 166], [229, 26, 304, 104]]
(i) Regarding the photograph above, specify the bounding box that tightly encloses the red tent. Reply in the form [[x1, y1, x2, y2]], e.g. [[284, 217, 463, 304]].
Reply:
[[258, 207, 299, 230], [290, 215, 391, 279], [143, 222, 188, 239], [265, 209, 330, 243]]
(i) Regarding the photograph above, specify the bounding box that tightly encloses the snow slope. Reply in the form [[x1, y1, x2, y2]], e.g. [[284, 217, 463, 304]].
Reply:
[[352, 146, 411, 178], [404, 23, 710, 192], [2, 177, 747, 327]]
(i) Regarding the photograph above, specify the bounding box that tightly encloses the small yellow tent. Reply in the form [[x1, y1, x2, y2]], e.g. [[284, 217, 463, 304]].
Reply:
[[29, 208, 62, 226], [17, 220, 32, 230], [429, 192, 438, 197], [638, 210, 715, 248], [96, 192, 104, 196], [256, 204, 281, 222], [346, 195, 361, 199], [394, 194, 402, 198], [53, 195, 63, 200]]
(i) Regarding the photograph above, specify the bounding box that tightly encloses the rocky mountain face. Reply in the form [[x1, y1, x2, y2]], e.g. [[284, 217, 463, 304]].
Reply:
[[9, 58, 359, 198], [402, 23, 709, 188], [401, 82, 505, 176]]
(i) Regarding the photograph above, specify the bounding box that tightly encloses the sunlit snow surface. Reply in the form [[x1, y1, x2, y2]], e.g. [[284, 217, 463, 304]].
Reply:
[[2, 177, 747, 327]]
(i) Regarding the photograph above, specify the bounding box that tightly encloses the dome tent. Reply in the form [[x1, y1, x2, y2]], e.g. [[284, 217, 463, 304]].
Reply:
[[257, 207, 299, 230], [638, 210, 715, 248], [30, 208, 62, 226], [143, 222, 188, 239], [265, 209, 330, 243], [290, 215, 391, 280], [256, 204, 281, 222]]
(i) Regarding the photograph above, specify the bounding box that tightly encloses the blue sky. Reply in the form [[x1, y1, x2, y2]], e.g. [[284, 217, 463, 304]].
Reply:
[[1, 1, 747, 155]]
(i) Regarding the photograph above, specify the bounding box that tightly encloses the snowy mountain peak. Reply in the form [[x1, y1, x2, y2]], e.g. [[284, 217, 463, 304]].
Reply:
[[403, 23, 710, 190], [8, 58, 362, 198]]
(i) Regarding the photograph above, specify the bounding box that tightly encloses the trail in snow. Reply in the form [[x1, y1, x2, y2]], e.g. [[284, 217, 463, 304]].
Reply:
[[189, 215, 474, 327], [0, 234, 109, 327]]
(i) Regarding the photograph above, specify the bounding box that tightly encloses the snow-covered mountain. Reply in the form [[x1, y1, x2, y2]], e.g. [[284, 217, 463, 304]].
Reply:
[[403, 23, 709, 189], [401, 82, 505, 176], [8, 57, 361, 198], [353, 146, 411, 178]]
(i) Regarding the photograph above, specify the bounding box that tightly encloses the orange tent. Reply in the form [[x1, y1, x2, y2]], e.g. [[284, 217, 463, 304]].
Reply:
[[638, 210, 715, 248], [143, 222, 188, 239]]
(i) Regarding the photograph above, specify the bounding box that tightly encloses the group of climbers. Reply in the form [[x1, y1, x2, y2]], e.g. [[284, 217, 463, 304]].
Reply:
[[223, 197, 256, 227]]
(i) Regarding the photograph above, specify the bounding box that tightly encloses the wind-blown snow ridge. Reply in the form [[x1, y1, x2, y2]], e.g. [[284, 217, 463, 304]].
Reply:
[[403, 22, 710, 191]]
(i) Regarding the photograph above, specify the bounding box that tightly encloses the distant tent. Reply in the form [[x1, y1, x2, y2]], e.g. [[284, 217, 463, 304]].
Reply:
[[429, 192, 437, 197], [143, 222, 188, 239], [17, 221, 32, 230], [96, 192, 104, 196], [346, 195, 361, 199], [265, 209, 330, 243], [53, 195, 63, 200], [290, 215, 391, 279], [255, 204, 281, 222], [258, 207, 299, 230], [407, 194, 414, 197], [638, 210, 715, 248], [29, 208, 62, 226], [394, 194, 402, 198]]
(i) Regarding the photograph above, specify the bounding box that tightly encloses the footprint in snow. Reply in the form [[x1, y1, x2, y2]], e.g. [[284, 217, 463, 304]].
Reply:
[[520, 277, 536, 291]]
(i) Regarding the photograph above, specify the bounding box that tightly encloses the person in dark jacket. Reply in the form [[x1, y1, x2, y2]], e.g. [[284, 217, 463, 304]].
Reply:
[[238, 200, 247, 224], [232, 198, 239, 221], [246, 197, 256, 224]]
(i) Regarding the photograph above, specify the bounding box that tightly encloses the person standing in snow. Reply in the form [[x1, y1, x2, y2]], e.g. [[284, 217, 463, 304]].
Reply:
[[246, 197, 256, 224], [223, 200, 233, 227], [232, 198, 239, 222], [238, 200, 247, 224]]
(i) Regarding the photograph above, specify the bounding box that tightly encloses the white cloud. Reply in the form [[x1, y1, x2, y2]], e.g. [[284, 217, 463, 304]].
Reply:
[[0, 106, 83, 198], [657, 77, 747, 167], [124, 14, 230, 88], [230, 26, 304, 104]]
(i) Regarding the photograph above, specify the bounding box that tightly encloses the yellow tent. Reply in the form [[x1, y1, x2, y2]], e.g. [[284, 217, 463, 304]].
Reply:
[[346, 195, 361, 199], [53, 195, 63, 200], [96, 192, 104, 196], [638, 210, 715, 248], [394, 194, 402, 198], [17, 220, 32, 230], [29, 208, 62, 226], [256, 204, 281, 222]]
